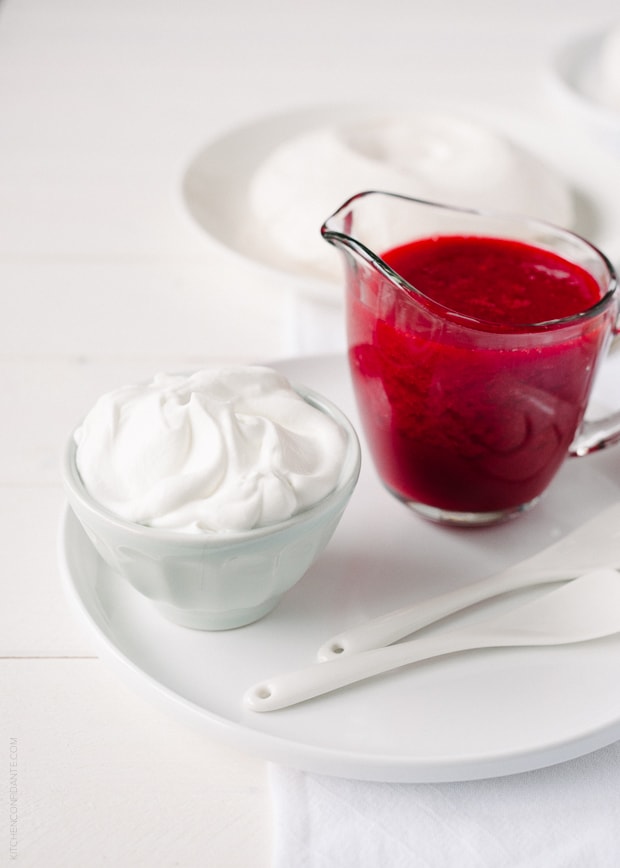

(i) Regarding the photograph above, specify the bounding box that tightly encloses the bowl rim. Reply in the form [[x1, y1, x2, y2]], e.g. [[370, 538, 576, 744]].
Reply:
[[62, 383, 361, 546]]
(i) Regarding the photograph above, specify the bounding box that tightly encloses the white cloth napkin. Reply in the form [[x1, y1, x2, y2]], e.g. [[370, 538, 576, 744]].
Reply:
[[270, 742, 620, 867]]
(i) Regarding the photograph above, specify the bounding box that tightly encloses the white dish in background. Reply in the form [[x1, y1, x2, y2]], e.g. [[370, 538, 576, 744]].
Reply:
[[180, 103, 620, 302], [549, 28, 620, 156], [59, 354, 620, 783], [181, 105, 348, 305]]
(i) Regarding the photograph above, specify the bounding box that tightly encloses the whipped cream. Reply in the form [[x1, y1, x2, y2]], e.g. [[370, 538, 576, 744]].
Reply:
[[247, 113, 575, 282], [74, 367, 348, 533]]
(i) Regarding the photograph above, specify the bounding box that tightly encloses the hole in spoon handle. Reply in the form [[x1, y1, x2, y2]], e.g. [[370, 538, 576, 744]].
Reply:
[[244, 683, 274, 711]]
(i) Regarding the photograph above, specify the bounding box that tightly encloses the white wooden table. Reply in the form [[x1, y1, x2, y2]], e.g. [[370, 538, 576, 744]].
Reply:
[[2, 0, 618, 864]]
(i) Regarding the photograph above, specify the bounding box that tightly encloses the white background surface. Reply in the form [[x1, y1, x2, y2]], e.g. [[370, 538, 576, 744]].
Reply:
[[2, 0, 620, 865]]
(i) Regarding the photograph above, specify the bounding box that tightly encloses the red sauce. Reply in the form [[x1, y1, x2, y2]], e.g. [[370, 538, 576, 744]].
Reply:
[[347, 235, 607, 515], [382, 236, 601, 325]]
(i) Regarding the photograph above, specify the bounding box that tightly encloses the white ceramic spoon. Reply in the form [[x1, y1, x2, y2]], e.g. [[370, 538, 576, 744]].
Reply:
[[317, 501, 620, 661], [244, 568, 620, 712]]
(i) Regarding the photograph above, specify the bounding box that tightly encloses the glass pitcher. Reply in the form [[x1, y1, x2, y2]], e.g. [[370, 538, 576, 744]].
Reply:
[[322, 191, 619, 526]]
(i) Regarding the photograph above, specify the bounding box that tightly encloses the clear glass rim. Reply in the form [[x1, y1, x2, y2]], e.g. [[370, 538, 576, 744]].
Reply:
[[321, 190, 619, 332]]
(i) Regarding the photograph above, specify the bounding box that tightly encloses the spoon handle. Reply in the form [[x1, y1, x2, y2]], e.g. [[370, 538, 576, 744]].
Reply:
[[317, 564, 564, 660], [245, 568, 620, 712], [317, 502, 620, 660], [246, 630, 505, 712]]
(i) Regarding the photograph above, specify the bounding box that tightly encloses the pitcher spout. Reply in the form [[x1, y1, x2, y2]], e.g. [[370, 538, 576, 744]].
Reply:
[[321, 191, 382, 269], [321, 190, 500, 294]]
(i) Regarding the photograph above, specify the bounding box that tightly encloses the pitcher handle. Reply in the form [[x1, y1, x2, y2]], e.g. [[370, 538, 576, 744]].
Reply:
[[570, 411, 620, 456], [570, 331, 620, 457]]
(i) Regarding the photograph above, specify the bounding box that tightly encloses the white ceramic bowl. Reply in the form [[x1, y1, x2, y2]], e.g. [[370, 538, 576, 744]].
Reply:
[[62, 385, 361, 630]]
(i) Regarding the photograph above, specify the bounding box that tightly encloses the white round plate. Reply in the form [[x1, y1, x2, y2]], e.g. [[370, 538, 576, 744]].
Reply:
[[548, 28, 620, 157], [59, 354, 620, 783], [180, 102, 620, 301]]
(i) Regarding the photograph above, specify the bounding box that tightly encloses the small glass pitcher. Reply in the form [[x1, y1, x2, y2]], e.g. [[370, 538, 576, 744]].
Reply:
[[322, 191, 620, 526]]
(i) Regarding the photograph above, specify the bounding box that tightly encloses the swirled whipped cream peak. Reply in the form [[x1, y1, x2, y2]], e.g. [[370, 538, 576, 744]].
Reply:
[[247, 113, 575, 281], [73, 366, 349, 533]]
